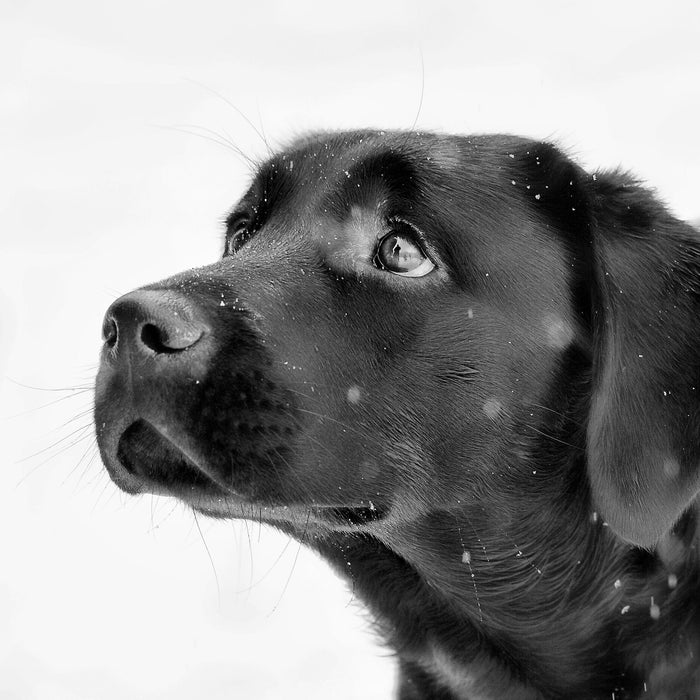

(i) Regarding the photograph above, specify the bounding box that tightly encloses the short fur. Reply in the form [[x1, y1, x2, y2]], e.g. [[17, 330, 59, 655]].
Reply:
[[95, 131, 700, 698]]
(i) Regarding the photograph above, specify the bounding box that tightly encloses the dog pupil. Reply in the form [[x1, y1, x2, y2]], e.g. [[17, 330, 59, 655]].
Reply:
[[383, 234, 418, 271]]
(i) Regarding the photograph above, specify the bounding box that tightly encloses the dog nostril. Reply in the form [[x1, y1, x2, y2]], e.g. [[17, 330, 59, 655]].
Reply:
[[102, 290, 208, 357], [102, 316, 118, 348], [141, 323, 165, 353], [140, 322, 203, 353]]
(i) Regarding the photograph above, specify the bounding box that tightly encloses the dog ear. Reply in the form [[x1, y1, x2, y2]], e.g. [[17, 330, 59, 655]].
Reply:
[[586, 171, 700, 547]]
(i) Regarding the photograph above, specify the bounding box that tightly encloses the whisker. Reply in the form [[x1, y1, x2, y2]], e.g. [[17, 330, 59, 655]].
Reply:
[[5, 390, 94, 418], [276, 383, 326, 404], [524, 400, 584, 428], [90, 469, 118, 511], [234, 533, 296, 594], [62, 437, 100, 489], [178, 123, 257, 163], [193, 509, 222, 609], [299, 431, 342, 462], [16, 422, 95, 463], [406, 49, 425, 137], [154, 124, 254, 167], [241, 518, 255, 597], [147, 497, 180, 532], [526, 424, 583, 450], [269, 509, 310, 614], [185, 78, 273, 156], [296, 407, 384, 448], [16, 424, 95, 487], [150, 493, 158, 532], [256, 101, 271, 154], [260, 439, 318, 508], [58, 405, 96, 429], [6, 378, 93, 393], [179, 123, 258, 165]]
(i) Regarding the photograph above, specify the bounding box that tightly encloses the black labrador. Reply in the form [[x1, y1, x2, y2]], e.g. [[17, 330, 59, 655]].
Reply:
[[95, 131, 700, 699]]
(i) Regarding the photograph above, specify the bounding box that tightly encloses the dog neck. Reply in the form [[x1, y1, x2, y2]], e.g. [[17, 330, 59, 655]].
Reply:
[[307, 476, 700, 698]]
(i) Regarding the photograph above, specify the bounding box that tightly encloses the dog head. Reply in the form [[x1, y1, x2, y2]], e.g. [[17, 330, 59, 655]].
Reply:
[[95, 130, 700, 549]]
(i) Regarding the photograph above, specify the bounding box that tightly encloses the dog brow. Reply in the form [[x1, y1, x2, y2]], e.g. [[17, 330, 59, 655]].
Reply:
[[322, 150, 419, 220], [346, 150, 417, 196], [225, 158, 293, 232]]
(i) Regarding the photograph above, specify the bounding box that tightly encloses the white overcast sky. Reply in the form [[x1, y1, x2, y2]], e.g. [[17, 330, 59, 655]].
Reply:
[[1, 1, 699, 698]]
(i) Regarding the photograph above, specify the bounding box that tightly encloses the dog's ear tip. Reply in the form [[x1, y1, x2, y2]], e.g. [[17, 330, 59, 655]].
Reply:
[[599, 506, 698, 550], [594, 501, 671, 549], [589, 444, 700, 548]]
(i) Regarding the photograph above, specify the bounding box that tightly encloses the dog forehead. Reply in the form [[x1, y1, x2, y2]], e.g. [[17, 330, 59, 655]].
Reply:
[[270, 130, 464, 190], [258, 130, 551, 228], [251, 131, 482, 236], [246, 132, 576, 298]]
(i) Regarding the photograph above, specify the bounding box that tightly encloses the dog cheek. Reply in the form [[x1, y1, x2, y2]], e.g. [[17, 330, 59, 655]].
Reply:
[[386, 311, 560, 497], [282, 416, 390, 506]]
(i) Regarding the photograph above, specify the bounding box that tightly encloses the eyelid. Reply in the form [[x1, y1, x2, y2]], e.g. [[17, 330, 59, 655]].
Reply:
[[227, 212, 250, 234], [224, 213, 253, 256]]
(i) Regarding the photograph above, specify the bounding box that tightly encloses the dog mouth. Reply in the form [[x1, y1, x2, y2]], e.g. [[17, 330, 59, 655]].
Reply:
[[115, 419, 226, 496], [112, 419, 388, 527]]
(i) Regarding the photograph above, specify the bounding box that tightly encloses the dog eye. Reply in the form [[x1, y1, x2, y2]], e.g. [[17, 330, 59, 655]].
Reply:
[[373, 222, 435, 277], [225, 218, 252, 256]]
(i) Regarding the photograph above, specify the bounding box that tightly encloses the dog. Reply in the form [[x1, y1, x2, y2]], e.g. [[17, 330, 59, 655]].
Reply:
[[95, 130, 700, 699]]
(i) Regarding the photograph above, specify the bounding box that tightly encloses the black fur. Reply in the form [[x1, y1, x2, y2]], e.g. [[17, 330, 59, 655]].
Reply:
[[95, 131, 700, 698]]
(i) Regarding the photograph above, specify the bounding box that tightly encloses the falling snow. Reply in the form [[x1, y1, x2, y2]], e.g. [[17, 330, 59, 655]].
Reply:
[[347, 386, 362, 404], [542, 314, 573, 349], [482, 398, 502, 420], [663, 458, 680, 479]]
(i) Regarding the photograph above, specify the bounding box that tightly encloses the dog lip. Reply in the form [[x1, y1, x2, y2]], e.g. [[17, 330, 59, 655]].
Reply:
[[96, 411, 147, 494], [187, 501, 388, 529], [310, 504, 387, 525], [115, 418, 237, 497]]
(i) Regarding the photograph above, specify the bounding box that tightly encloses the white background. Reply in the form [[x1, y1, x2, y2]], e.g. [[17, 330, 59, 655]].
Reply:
[[1, 1, 699, 698]]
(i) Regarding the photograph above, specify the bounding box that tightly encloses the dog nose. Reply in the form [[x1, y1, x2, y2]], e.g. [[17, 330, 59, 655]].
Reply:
[[102, 289, 207, 355]]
